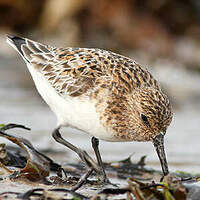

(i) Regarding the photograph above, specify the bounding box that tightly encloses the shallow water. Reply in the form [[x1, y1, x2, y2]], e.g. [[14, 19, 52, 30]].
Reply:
[[1, 55, 200, 175]]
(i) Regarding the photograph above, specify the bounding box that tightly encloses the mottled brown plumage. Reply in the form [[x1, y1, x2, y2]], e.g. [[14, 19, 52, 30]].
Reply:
[[7, 35, 173, 186], [19, 38, 173, 140]]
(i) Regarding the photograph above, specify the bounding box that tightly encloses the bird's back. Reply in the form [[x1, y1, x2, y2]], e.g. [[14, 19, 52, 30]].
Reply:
[[7, 35, 160, 99]]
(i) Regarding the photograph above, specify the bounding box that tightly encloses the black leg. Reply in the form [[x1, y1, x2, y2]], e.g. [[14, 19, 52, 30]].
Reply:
[[91, 137, 108, 183], [52, 128, 100, 170], [52, 127, 101, 190], [52, 127, 79, 154]]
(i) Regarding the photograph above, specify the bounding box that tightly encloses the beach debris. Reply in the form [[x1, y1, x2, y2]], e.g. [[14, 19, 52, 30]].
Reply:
[[0, 123, 62, 182]]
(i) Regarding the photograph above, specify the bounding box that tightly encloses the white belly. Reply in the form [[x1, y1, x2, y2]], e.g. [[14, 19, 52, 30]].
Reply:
[[26, 64, 117, 141]]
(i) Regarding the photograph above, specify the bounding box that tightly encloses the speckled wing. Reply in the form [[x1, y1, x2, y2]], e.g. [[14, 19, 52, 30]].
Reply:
[[19, 39, 106, 97], [19, 38, 160, 97]]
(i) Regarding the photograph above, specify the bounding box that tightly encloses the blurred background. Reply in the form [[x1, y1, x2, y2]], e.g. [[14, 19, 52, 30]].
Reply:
[[0, 0, 200, 173]]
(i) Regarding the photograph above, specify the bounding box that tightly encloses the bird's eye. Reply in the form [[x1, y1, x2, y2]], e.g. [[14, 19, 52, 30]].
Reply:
[[140, 114, 149, 124]]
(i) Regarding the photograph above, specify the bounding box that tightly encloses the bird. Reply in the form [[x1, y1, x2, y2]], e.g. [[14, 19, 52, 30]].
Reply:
[[7, 35, 173, 189]]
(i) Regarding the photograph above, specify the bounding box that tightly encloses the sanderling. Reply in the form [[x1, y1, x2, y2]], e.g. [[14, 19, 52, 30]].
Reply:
[[7, 35, 173, 189]]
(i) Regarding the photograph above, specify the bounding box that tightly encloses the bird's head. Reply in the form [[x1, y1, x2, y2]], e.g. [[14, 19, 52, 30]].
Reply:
[[130, 87, 173, 140], [127, 86, 173, 175]]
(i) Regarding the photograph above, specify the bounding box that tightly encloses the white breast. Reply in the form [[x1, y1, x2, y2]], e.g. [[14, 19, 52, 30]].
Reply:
[[26, 63, 118, 141]]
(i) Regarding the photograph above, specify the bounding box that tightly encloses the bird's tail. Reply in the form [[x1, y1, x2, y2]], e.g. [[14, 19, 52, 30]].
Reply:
[[7, 35, 27, 60], [6, 35, 52, 66]]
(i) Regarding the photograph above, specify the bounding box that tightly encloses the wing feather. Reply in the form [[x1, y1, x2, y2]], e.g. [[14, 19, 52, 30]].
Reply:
[[7, 35, 160, 98]]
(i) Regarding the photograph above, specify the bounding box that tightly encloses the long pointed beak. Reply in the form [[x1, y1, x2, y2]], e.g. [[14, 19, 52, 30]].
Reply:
[[153, 133, 169, 176]]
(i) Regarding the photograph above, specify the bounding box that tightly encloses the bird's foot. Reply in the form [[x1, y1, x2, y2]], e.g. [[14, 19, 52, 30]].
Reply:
[[78, 151, 118, 187], [71, 149, 118, 190], [77, 149, 101, 173], [97, 175, 118, 187], [71, 168, 94, 191], [72, 170, 117, 191]]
